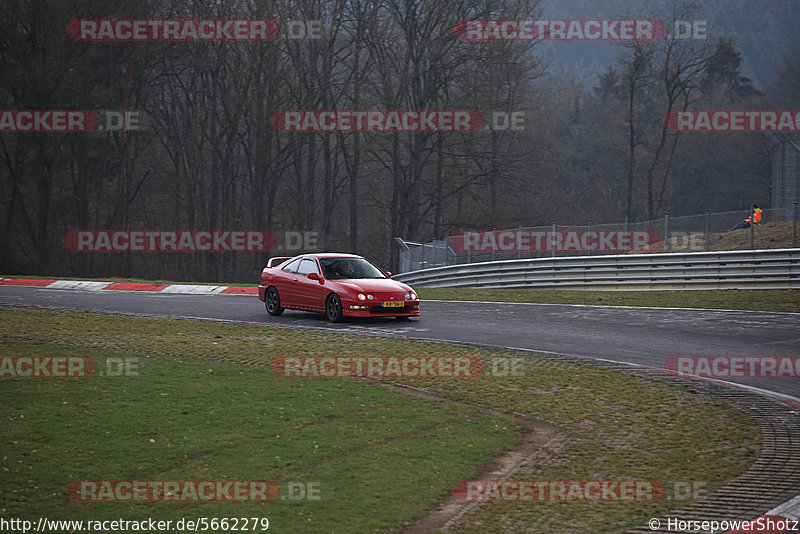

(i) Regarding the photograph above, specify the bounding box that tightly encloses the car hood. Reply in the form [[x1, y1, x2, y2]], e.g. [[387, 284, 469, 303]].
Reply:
[[332, 278, 413, 294]]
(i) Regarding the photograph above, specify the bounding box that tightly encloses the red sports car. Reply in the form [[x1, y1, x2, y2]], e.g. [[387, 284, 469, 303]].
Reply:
[[258, 253, 420, 322]]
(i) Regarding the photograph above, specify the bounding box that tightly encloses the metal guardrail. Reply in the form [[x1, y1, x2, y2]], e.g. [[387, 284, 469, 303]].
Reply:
[[397, 206, 800, 274], [393, 249, 800, 290]]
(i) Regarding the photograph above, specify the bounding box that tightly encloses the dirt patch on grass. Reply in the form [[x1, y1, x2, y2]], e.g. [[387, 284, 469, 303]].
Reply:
[[381, 382, 565, 534]]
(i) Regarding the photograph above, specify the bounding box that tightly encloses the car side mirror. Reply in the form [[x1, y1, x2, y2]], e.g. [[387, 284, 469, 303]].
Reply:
[[384, 271, 392, 278], [308, 272, 324, 284]]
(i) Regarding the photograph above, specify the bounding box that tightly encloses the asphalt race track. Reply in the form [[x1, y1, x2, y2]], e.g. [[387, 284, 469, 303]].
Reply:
[[1, 285, 799, 401]]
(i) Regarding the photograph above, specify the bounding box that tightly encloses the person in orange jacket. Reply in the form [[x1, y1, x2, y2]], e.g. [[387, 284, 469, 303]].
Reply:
[[729, 204, 763, 230]]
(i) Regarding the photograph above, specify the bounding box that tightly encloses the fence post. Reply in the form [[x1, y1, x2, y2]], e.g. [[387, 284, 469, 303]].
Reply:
[[794, 202, 797, 249], [492, 228, 497, 262], [587, 219, 592, 255], [552, 222, 556, 258], [664, 213, 670, 252], [705, 209, 710, 251], [517, 226, 522, 259], [750, 219, 754, 250]]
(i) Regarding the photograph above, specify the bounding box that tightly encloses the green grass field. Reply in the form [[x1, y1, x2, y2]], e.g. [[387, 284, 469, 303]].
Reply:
[[417, 288, 800, 313], [0, 307, 761, 532]]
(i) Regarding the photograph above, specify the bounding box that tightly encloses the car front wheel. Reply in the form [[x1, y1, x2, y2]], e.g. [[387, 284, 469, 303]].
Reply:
[[265, 287, 284, 316], [326, 294, 343, 323]]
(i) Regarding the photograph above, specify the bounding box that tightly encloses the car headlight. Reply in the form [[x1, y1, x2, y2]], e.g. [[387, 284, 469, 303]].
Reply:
[[404, 293, 410, 300], [410, 292, 417, 300], [358, 293, 366, 301], [367, 294, 375, 300]]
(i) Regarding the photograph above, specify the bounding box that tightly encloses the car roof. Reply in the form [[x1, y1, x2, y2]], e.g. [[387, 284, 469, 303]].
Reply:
[[301, 253, 363, 259], [275, 253, 364, 265]]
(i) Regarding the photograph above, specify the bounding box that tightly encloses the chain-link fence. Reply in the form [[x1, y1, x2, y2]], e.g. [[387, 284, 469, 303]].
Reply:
[[396, 206, 799, 273], [395, 237, 458, 273], [771, 137, 800, 219]]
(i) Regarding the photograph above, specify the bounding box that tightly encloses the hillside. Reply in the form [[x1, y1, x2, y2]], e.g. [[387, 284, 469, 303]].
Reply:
[[708, 221, 797, 251], [635, 221, 797, 253]]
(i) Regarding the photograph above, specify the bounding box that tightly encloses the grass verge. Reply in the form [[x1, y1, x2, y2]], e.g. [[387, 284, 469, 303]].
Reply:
[[417, 288, 800, 313], [1, 307, 760, 532]]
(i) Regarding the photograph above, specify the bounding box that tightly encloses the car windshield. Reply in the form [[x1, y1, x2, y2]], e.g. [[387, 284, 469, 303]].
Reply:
[[320, 258, 386, 280]]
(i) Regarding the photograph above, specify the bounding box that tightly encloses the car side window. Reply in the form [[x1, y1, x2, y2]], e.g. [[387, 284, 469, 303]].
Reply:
[[297, 258, 320, 276], [282, 258, 302, 273]]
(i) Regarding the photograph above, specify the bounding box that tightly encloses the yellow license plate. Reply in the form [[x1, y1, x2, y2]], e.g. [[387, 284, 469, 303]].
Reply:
[[382, 301, 404, 307]]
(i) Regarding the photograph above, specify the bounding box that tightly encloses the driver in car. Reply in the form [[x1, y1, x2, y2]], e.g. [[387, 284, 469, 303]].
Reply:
[[327, 261, 354, 279], [339, 262, 357, 278]]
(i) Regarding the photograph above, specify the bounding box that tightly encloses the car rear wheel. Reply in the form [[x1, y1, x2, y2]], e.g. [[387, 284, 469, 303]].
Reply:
[[265, 287, 284, 316], [326, 294, 343, 323]]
